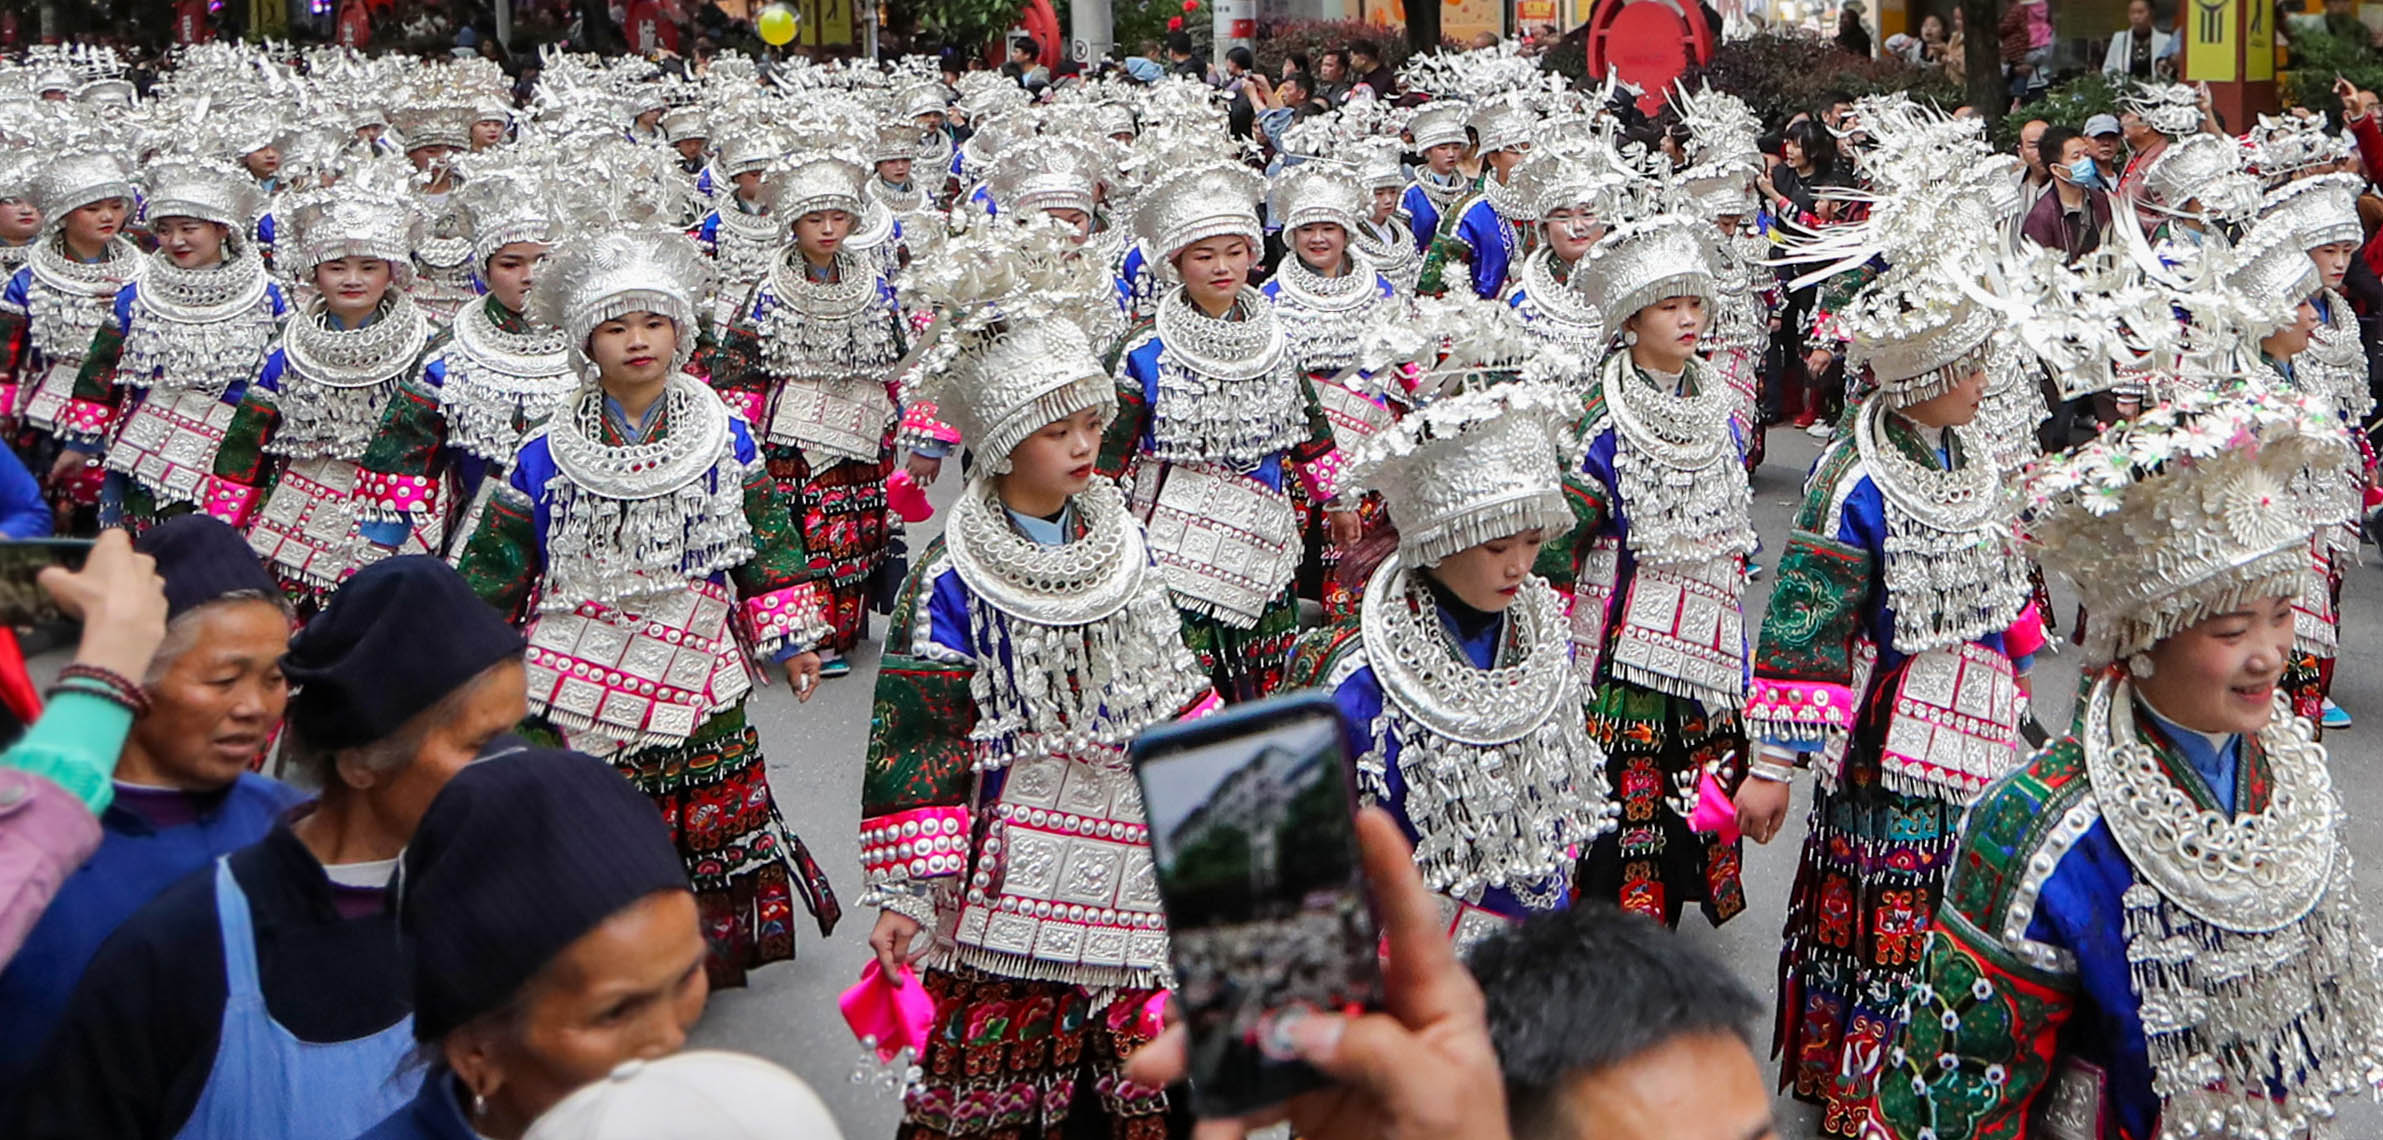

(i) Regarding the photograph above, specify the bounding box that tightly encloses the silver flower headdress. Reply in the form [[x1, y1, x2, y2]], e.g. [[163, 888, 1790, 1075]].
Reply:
[[2119, 81, 2205, 140], [2024, 387, 2352, 665], [140, 157, 264, 233], [1404, 101, 1471, 153], [1271, 162, 1366, 234], [280, 157, 424, 282], [1842, 265, 2002, 407], [897, 215, 1116, 471], [765, 151, 867, 220], [986, 134, 1106, 218], [2257, 171, 2364, 252], [1342, 380, 1579, 568], [2138, 132, 2260, 225]]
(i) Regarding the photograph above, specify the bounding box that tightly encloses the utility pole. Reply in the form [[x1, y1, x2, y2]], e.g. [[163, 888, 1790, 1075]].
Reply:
[[1072, 0, 1112, 67]]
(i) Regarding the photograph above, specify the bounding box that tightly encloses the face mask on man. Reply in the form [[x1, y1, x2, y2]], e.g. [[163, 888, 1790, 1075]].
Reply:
[[2064, 154, 2104, 190]]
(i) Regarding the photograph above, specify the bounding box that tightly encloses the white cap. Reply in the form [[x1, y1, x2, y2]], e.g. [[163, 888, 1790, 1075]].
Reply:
[[521, 1052, 845, 1140]]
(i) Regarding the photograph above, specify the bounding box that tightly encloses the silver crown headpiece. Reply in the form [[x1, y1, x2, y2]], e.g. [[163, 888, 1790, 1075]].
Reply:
[[2140, 132, 2259, 224], [987, 135, 1106, 218], [283, 158, 425, 282], [1343, 381, 1580, 568], [1575, 214, 1718, 333], [2257, 171, 2364, 252], [897, 216, 1117, 472], [1134, 158, 1265, 270], [529, 227, 712, 375], [765, 150, 867, 220], [1843, 264, 2002, 407], [1271, 162, 1366, 234], [141, 157, 264, 233], [31, 151, 133, 231]]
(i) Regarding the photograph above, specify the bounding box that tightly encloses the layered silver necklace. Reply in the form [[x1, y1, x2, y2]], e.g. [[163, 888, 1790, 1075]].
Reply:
[[1973, 333, 2047, 481], [1270, 250, 1386, 377], [1357, 555, 1614, 909], [1514, 248, 1605, 355], [2084, 677, 2383, 1139], [26, 235, 139, 363], [541, 373, 754, 609], [2302, 287, 2370, 422], [118, 250, 276, 397], [1597, 351, 1755, 568], [271, 295, 428, 457], [757, 247, 899, 381], [1854, 402, 2029, 655], [1150, 286, 1308, 466], [1480, 171, 1529, 227], [440, 300, 573, 463], [711, 199, 782, 297], [1412, 170, 1468, 214], [1354, 217, 1420, 293], [945, 478, 1211, 772]]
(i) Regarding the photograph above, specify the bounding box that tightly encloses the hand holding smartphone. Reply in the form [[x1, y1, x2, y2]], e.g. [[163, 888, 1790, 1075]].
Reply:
[[1130, 691, 1384, 1119]]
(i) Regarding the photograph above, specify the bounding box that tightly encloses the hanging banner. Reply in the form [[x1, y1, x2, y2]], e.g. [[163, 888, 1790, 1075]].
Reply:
[[2186, 0, 2235, 83], [2244, 0, 2273, 81]]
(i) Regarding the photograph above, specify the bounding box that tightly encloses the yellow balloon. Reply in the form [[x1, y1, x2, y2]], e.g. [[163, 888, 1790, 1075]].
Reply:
[[758, 3, 798, 44]]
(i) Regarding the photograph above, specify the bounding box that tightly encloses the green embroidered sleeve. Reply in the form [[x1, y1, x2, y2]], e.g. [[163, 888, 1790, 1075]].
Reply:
[[1096, 326, 1155, 482], [729, 464, 814, 595], [212, 386, 281, 495], [1415, 231, 1471, 299], [1535, 469, 1611, 592], [863, 540, 979, 817], [69, 320, 123, 405], [1289, 375, 1336, 465], [358, 373, 449, 482], [1286, 617, 1363, 691], [1754, 529, 1872, 686], [453, 482, 544, 623], [699, 313, 771, 401]]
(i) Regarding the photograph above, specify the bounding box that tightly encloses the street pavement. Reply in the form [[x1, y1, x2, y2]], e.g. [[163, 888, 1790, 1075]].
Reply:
[[695, 422, 2383, 1139]]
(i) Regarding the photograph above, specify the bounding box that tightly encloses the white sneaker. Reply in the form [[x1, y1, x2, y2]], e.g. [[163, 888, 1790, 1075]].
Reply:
[[1805, 420, 1833, 438]]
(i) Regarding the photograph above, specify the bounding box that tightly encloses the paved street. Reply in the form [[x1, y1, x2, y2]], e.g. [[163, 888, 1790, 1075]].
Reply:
[[696, 423, 2383, 1139]]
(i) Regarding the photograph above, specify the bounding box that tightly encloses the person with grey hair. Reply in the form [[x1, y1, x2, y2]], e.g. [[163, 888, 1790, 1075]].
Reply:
[[12, 554, 530, 1140], [0, 514, 303, 1120]]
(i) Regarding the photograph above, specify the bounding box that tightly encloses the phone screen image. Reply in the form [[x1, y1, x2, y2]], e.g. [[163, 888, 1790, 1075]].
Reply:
[[0, 540, 91, 628], [1133, 693, 1381, 1118]]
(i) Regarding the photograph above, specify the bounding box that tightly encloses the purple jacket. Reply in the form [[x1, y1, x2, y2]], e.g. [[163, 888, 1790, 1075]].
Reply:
[[0, 769, 99, 967], [2020, 186, 2113, 263]]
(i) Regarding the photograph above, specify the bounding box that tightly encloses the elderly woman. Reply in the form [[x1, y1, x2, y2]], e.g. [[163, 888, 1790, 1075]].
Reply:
[[354, 749, 702, 1140], [0, 515, 301, 1115]]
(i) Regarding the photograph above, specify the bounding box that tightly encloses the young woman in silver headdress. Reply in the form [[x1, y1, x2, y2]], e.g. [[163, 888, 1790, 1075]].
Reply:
[[708, 150, 908, 678], [1747, 280, 2042, 1136], [1870, 390, 2383, 1140], [1348, 140, 1422, 295], [455, 228, 842, 988], [860, 220, 1216, 1139], [211, 162, 442, 611], [391, 103, 480, 324], [1, 152, 140, 532], [1502, 141, 1614, 365], [1287, 382, 1613, 955], [1263, 163, 1406, 620], [689, 129, 784, 334], [60, 160, 286, 534], [355, 158, 573, 553], [1556, 216, 1760, 930], [1099, 159, 1336, 702]]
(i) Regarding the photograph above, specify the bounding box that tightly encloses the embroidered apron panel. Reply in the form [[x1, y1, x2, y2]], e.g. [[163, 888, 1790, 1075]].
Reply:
[[1608, 561, 1748, 710], [248, 457, 439, 588], [1570, 535, 1622, 688], [108, 388, 236, 506], [18, 359, 79, 429], [956, 753, 1170, 975], [2294, 543, 2337, 658], [1130, 460, 1300, 629], [524, 576, 752, 749], [765, 375, 893, 465], [1879, 641, 2020, 800]]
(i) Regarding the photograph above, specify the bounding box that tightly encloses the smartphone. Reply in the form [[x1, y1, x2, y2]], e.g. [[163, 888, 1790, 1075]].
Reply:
[[0, 539, 91, 627], [1129, 691, 1382, 1119]]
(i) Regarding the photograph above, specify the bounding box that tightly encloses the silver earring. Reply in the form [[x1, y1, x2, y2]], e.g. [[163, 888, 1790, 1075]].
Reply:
[[1622, 329, 1638, 347], [2126, 652, 2154, 678], [471, 1091, 488, 1116]]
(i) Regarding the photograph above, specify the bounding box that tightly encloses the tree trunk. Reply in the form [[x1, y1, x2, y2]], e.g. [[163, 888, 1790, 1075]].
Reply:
[[1965, 0, 2007, 125], [1407, 0, 1439, 55]]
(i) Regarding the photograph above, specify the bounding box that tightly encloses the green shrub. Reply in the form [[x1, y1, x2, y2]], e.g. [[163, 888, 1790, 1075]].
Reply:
[[1699, 33, 1961, 123]]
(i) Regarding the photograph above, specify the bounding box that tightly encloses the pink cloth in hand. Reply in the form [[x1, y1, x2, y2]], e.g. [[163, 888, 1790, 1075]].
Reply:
[[887, 470, 935, 524], [839, 959, 937, 1063], [1687, 768, 1741, 845]]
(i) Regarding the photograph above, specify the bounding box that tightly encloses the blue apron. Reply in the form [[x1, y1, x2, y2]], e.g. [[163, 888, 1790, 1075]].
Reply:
[[172, 858, 422, 1140]]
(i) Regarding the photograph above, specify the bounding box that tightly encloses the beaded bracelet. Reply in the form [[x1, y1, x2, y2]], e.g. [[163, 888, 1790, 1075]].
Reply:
[[52, 664, 152, 718]]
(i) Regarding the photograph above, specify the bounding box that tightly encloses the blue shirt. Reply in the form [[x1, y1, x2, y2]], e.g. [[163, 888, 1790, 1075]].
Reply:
[[0, 772, 302, 1115]]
